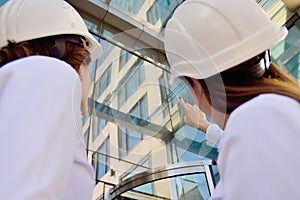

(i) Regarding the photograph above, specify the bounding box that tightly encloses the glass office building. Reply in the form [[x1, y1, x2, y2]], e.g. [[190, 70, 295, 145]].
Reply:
[[1, 0, 300, 199]]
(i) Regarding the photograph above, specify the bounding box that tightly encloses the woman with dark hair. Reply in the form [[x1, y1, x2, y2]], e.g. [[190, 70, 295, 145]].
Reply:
[[0, 0, 102, 199], [165, 0, 300, 199]]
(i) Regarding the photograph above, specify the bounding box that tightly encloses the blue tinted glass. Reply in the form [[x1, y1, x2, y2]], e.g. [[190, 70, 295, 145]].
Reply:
[[127, 129, 140, 150], [95, 80, 101, 100], [174, 174, 210, 199], [118, 87, 126, 107], [111, 0, 145, 15], [140, 96, 148, 119], [134, 183, 153, 194], [130, 104, 138, 117], [127, 73, 138, 97], [98, 155, 105, 179], [271, 19, 300, 81], [99, 118, 106, 133], [0, 0, 8, 7]]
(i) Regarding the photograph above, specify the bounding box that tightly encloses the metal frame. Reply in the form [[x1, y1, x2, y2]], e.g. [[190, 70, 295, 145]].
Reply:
[[109, 160, 214, 199]]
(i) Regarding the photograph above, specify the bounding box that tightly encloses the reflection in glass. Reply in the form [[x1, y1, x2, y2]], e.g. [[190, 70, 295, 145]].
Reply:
[[129, 94, 148, 120], [271, 15, 300, 81], [95, 64, 112, 100], [119, 49, 133, 70], [118, 62, 145, 108], [146, 0, 181, 25], [120, 173, 210, 200], [92, 115, 108, 141], [110, 0, 145, 15], [119, 126, 142, 158], [92, 136, 110, 180]]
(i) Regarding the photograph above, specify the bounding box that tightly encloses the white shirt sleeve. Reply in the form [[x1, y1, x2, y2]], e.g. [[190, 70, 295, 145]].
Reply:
[[0, 56, 83, 199], [206, 124, 224, 147], [216, 94, 300, 200]]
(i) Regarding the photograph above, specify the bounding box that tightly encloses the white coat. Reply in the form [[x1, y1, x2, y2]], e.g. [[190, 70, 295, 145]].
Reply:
[[207, 93, 300, 200], [0, 56, 95, 199]]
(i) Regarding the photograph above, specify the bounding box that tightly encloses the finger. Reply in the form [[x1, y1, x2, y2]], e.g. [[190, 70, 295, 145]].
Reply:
[[193, 104, 200, 111], [179, 97, 189, 111], [186, 103, 194, 110]]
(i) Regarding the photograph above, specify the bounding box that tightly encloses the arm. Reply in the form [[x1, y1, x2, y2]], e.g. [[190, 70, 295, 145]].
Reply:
[[218, 96, 300, 199]]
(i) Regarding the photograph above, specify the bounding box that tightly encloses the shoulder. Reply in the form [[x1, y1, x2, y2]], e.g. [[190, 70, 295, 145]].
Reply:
[[223, 93, 300, 146], [1, 55, 78, 79], [227, 93, 299, 127], [1, 56, 81, 95]]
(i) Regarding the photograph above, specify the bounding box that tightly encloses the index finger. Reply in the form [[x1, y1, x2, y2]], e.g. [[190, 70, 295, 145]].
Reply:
[[179, 97, 189, 112]]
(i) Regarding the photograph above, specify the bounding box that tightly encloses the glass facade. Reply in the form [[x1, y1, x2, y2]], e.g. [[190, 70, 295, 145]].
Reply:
[[272, 14, 300, 79], [1, 0, 300, 199], [0, 0, 7, 7], [67, 0, 300, 199]]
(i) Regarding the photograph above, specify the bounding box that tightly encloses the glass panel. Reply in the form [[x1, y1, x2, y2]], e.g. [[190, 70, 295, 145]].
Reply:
[[120, 173, 210, 200], [138, 63, 145, 85], [99, 118, 107, 133], [118, 86, 126, 107], [95, 79, 101, 100], [72, 1, 300, 199], [98, 153, 106, 179], [106, 137, 110, 173], [120, 49, 133, 70], [96, 64, 112, 96], [177, 174, 210, 200], [127, 129, 141, 151], [127, 73, 139, 98], [122, 158, 150, 181], [211, 165, 220, 185], [146, 0, 181, 26], [257, 0, 280, 12], [271, 16, 300, 81], [140, 95, 148, 120], [110, 0, 145, 15], [130, 103, 138, 117], [0, 0, 8, 7], [92, 115, 98, 141]]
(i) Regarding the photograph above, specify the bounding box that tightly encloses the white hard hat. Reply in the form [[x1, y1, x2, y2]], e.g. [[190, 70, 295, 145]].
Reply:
[[164, 0, 288, 83], [0, 0, 102, 61]]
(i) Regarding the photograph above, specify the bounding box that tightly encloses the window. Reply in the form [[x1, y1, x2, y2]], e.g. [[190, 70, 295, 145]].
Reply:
[[121, 156, 153, 194], [129, 94, 148, 120], [119, 49, 133, 70], [257, 0, 280, 12], [119, 126, 142, 158], [118, 63, 145, 107], [110, 0, 145, 15], [271, 15, 300, 81], [95, 64, 112, 99], [92, 115, 108, 141], [92, 136, 110, 180], [147, 0, 175, 25], [159, 74, 177, 117], [118, 95, 147, 158], [122, 158, 150, 180]]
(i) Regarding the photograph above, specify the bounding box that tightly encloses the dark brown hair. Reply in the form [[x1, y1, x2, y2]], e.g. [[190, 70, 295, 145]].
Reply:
[[186, 58, 300, 114], [0, 35, 90, 69]]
